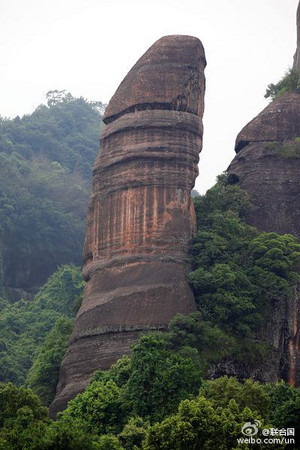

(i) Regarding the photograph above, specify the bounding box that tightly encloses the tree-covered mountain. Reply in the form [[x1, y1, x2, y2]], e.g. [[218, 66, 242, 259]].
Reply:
[[0, 91, 105, 300]]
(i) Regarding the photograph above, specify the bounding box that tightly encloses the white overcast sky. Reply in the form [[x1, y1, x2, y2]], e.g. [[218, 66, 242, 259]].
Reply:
[[0, 0, 298, 193]]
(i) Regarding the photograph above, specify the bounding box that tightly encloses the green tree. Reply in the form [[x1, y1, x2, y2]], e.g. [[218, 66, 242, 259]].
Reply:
[[264, 382, 300, 437], [0, 265, 82, 386], [0, 383, 103, 449], [34, 264, 85, 316], [60, 380, 126, 435], [122, 334, 202, 422], [144, 395, 272, 450], [200, 376, 270, 419], [265, 68, 300, 99], [118, 417, 148, 450], [42, 419, 102, 450], [26, 317, 74, 405], [97, 434, 124, 450], [0, 383, 50, 450], [165, 312, 234, 370]]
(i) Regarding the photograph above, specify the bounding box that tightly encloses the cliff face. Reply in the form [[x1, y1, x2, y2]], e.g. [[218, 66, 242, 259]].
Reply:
[[226, 1, 300, 386], [50, 35, 206, 417], [227, 90, 300, 384], [229, 91, 300, 240], [293, 0, 300, 71]]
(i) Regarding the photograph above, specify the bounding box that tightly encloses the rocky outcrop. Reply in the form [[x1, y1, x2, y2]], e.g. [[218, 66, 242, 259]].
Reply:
[[235, 91, 300, 153], [293, 0, 300, 71], [49, 35, 206, 417], [229, 91, 300, 240], [227, 90, 300, 385]]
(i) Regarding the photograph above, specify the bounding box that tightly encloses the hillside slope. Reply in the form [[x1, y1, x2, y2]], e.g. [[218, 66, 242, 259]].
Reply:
[[0, 91, 105, 300]]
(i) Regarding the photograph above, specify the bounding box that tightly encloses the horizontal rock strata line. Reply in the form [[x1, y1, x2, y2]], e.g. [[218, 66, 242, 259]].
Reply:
[[50, 34, 206, 418]]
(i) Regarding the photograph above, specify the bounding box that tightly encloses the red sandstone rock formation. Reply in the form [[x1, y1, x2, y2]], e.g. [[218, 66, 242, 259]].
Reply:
[[227, 91, 300, 385], [227, 5, 300, 385], [293, 0, 300, 71], [49, 35, 206, 417], [229, 91, 300, 240]]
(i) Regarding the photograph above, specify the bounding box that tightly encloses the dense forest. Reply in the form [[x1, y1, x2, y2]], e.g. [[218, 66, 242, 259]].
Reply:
[[1, 173, 300, 449], [0, 91, 105, 301]]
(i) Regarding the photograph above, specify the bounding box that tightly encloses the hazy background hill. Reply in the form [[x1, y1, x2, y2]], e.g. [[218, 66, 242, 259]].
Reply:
[[0, 91, 105, 301]]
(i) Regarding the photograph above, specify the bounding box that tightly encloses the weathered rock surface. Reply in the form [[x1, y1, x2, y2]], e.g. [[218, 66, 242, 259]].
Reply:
[[229, 91, 300, 239], [293, 0, 300, 71], [227, 91, 300, 385], [235, 91, 300, 154], [49, 35, 206, 417]]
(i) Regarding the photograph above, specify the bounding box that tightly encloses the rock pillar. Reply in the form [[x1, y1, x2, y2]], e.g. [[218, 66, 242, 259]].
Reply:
[[50, 35, 206, 417]]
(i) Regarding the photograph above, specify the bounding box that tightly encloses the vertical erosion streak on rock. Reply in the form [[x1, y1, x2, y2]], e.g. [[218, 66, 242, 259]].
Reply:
[[49, 35, 206, 417]]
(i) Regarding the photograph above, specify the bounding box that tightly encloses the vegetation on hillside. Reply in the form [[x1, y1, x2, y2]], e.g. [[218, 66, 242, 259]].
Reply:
[[1, 370, 300, 448], [1, 176, 300, 448], [189, 175, 300, 365], [0, 265, 83, 392], [265, 68, 300, 99], [0, 91, 104, 298], [25, 317, 74, 406]]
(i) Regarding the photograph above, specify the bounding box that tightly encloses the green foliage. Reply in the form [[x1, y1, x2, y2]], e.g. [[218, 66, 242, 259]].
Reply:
[[263, 382, 300, 437], [0, 265, 82, 386], [264, 137, 300, 158], [0, 383, 104, 449], [67, 333, 202, 434], [265, 68, 300, 99], [34, 264, 85, 316], [122, 334, 202, 422], [97, 434, 124, 450], [26, 316, 74, 405], [165, 312, 235, 371], [200, 376, 270, 419], [1, 378, 300, 449], [144, 395, 271, 450], [92, 356, 132, 388], [0, 382, 48, 427], [0, 92, 104, 297], [0, 91, 104, 177], [188, 176, 300, 363], [118, 417, 148, 450], [60, 380, 126, 435], [45, 420, 102, 450], [194, 174, 252, 225], [0, 383, 50, 450]]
